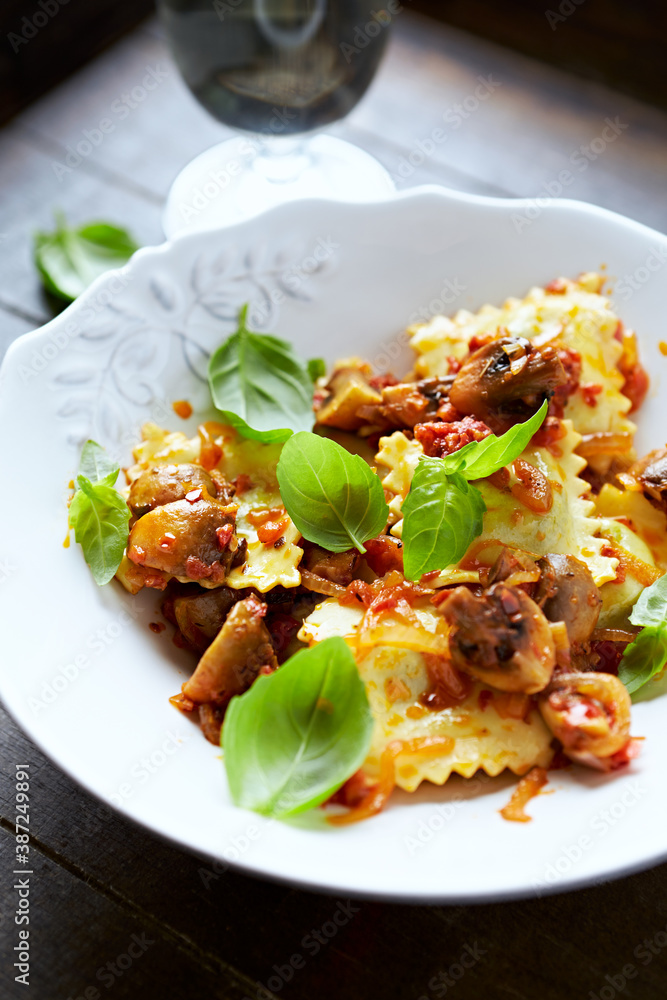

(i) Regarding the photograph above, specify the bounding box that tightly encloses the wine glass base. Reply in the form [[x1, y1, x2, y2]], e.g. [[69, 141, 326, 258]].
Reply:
[[162, 135, 395, 238]]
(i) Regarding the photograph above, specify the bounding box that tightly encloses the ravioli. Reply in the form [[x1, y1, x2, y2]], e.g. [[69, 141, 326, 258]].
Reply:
[[298, 601, 554, 789], [409, 273, 635, 470], [358, 647, 554, 790], [124, 422, 303, 594], [377, 420, 618, 587]]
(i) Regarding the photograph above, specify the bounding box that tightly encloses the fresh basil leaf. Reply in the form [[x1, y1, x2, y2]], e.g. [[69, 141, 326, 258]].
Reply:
[[442, 401, 549, 480], [276, 431, 389, 554], [69, 474, 130, 586], [307, 358, 327, 382], [618, 625, 667, 694], [222, 636, 373, 818], [208, 305, 315, 443], [629, 572, 667, 627], [402, 461, 486, 581], [34, 212, 138, 302], [79, 439, 120, 487]]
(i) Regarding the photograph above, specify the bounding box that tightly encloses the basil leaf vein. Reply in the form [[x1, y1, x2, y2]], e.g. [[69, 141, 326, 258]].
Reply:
[[443, 400, 548, 480], [222, 637, 373, 818], [79, 439, 120, 487], [401, 403, 548, 580], [402, 463, 486, 581], [69, 442, 130, 586], [208, 305, 315, 443], [277, 432, 389, 554]]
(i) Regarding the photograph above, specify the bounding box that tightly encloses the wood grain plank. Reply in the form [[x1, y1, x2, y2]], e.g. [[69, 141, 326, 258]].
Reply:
[[350, 13, 667, 232], [0, 310, 36, 363], [3, 701, 667, 1000], [0, 826, 259, 1000], [14, 13, 667, 234], [0, 129, 163, 324]]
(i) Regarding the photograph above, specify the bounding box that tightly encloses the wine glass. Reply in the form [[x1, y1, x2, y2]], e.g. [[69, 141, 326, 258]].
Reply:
[[158, 0, 396, 235]]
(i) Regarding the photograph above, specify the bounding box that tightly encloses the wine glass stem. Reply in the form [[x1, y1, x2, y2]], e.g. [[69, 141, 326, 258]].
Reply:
[[253, 136, 311, 184]]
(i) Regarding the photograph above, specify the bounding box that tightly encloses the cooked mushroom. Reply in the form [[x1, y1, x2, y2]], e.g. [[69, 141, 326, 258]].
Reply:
[[183, 594, 278, 704], [127, 490, 237, 583], [303, 546, 359, 587], [538, 672, 631, 765], [483, 546, 540, 588], [315, 367, 382, 431], [449, 336, 568, 427], [534, 554, 602, 644], [173, 586, 239, 652], [441, 584, 556, 693], [356, 376, 455, 431], [128, 463, 221, 517], [625, 448, 667, 512]]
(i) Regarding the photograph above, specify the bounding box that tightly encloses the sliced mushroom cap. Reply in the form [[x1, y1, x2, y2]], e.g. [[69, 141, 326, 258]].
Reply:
[[626, 448, 667, 511], [303, 546, 359, 587], [449, 337, 567, 425], [538, 671, 631, 761], [127, 491, 237, 583], [535, 554, 602, 645], [183, 595, 278, 704], [441, 583, 556, 694], [129, 463, 218, 517], [356, 377, 455, 431], [173, 586, 239, 652]]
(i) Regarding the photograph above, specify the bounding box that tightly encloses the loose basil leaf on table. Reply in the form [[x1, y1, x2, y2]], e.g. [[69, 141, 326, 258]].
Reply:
[[34, 213, 138, 302], [208, 304, 315, 443], [618, 624, 667, 695], [222, 637, 374, 818], [277, 431, 389, 553], [402, 464, 486, 581], [401, 401, 548, 581], [68, 440, 130, 586]]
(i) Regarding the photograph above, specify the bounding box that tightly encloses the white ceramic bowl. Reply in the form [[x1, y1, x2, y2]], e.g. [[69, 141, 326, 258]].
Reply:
[[2, 186, 667, 903]]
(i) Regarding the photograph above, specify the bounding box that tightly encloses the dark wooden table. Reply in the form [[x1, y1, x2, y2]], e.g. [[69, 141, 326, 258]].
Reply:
[[2, 12, 667, 999]]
